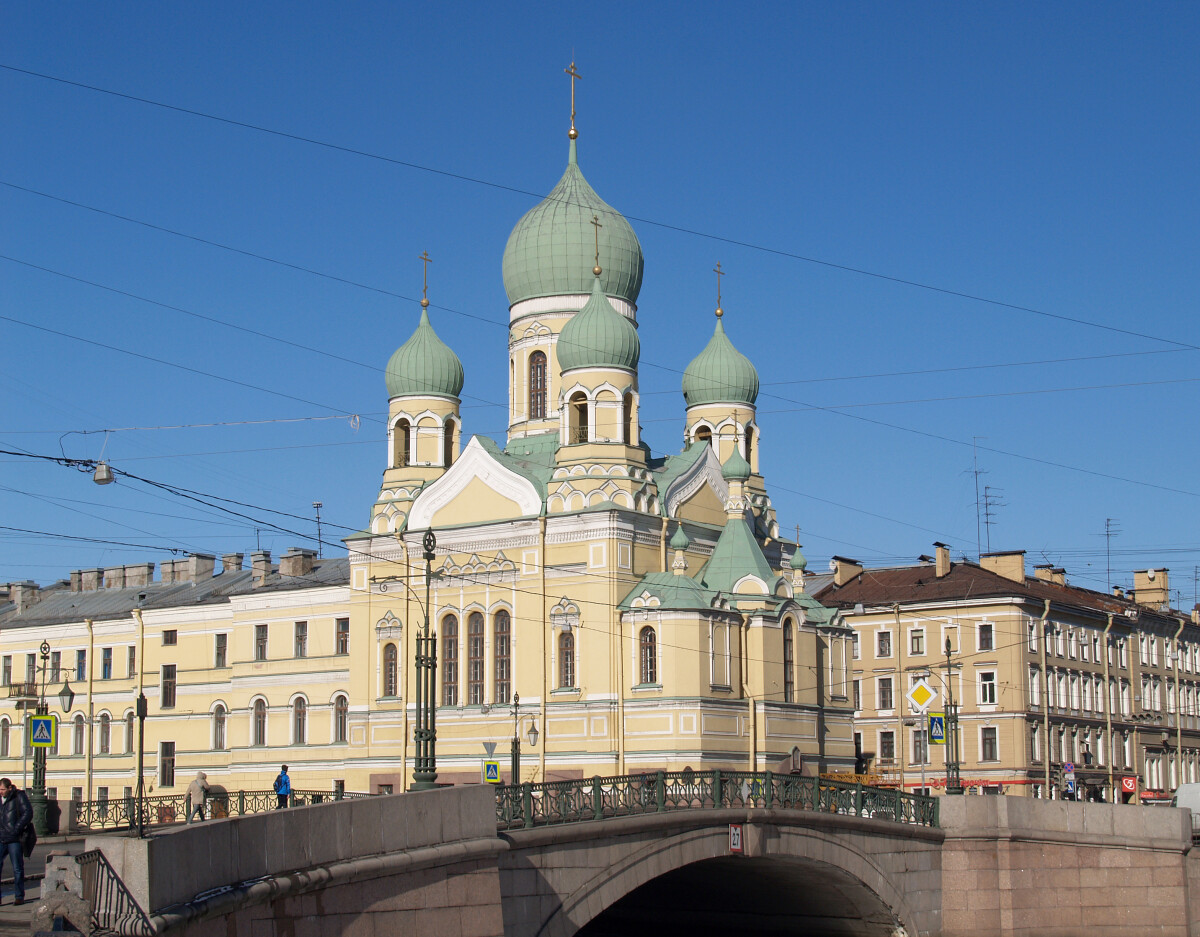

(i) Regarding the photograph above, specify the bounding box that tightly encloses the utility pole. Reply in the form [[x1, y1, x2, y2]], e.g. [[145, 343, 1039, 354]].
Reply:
[[312, 502, 324, 558], [1104, 519, 1120, 592]]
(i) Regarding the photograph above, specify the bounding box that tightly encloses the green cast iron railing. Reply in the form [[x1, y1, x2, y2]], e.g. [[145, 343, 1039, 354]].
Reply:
[[71, 788, 372, 832], [496, 770, 938, 831]]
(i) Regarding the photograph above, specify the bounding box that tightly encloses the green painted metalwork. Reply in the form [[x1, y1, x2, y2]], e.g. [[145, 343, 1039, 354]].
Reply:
[[496, 770, 938, 831]]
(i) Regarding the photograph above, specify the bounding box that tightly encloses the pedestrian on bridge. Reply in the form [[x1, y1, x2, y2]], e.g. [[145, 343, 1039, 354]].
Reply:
[[186, 772, 210, 823], [0, 777, 32, 906], [273, 765, 291, 809]]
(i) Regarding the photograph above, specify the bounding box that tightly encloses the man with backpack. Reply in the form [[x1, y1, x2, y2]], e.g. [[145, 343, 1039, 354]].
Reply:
[[273, 765, 291, 809], [0, 778, 33, 905]]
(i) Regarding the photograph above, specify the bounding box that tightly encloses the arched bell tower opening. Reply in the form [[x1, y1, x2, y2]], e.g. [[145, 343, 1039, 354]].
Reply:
[[568, 392, 589, 444]]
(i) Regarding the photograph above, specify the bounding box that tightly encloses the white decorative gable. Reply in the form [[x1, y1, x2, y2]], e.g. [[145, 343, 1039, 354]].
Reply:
[[663, 445, 728, 518], [408, 437, 542, 529]]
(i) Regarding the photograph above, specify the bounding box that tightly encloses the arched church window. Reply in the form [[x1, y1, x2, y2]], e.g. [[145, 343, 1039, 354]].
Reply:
[[468, 612, 485, 705], [334, 695, 349, 743], [569, 392, 589, 444], [443, 418, 456, 468], [783, 619, 795, 703], [293, 697, 307, 745], [395, 419, 411, 468], [623, 393, 634, 444], [713, 623, 729, 687], [558, 631, 575, 689], [529, 352, 547, 420], [253, 699, 267, 746], [442, 615, 459, 706], [383, 643, 398, 697], [745, 426, 755, 470], [494, 610, 511, 704], [695, 425, 712, 447], [639, 627, 657, 686]]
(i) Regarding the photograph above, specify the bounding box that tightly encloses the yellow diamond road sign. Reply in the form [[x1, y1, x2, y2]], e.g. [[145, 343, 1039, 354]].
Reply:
[[906, 679, 938, 712]]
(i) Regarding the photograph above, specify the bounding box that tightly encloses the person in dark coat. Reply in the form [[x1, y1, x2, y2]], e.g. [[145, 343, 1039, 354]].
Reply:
[[0, 777, 32, 905]]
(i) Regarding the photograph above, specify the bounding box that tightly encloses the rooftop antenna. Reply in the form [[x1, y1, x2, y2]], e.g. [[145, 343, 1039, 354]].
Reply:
[[971, 437, 987, 558], [312, 502, 324, 558], [982, 485, 1005, 553], [1104, 518, 1121, 592], [565, 60, 582, 139]]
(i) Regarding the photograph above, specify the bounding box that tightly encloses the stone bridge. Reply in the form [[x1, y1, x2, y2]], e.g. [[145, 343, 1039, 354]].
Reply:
[[50, 782, 1200, 937]]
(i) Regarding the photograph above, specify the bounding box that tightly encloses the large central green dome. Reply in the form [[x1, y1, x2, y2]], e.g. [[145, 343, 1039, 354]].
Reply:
[[502, 138, 643, 308]]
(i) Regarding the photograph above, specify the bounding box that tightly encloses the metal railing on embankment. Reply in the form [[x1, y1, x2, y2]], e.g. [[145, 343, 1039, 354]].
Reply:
[[495, 770, 939, 831], [71, 788, 373, 832], [76, 849, 154, 937]]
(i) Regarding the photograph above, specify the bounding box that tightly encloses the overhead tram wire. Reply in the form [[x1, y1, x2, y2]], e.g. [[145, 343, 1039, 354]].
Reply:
[[2, 63, 1196, 355]]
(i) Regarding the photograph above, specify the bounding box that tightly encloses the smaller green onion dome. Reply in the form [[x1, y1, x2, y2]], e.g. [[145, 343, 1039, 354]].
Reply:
[[557, 275, 640, 373], [670, 524, 690, 551], [385, 306, 465, 399], [789, 547, 808, 571], [721, 446, 751, 481], [682, 313, 760, 408]]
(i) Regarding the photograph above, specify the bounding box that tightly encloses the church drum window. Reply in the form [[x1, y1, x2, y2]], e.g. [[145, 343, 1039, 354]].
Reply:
[[468, 612, 485, 705], [569, 392, 589, 444], [443, 418, 456, 467], [623, 392, 634, 444], [494, 610, 511, 704], [395, 418, 411, 468], [442, 615, 459, 706], [529, 351, 547, 420], [639, 627, 657, 685], [783, 620, 795, 702], [558, 631, 575, 689], [695, 425, 712, 447]]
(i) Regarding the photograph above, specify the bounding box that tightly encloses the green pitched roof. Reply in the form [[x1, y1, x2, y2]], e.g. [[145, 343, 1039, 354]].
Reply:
[[682, 316, 760, 408], [557, 276, 640, 372], [619, 571, 716, 612], [385, 307, 465, 400], [502, 138, 644, 307], [698, 514, 778, 595]]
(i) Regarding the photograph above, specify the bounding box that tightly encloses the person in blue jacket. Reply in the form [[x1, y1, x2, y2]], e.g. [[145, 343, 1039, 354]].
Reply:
[[273, 765, 291, 809]]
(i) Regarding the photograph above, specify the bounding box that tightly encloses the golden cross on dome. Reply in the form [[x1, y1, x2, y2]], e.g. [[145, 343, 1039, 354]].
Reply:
[[419, 250, 432, 307], [565, 60, 582, 138], [714, 262, 725, 317], [591, 214, 603, 274]]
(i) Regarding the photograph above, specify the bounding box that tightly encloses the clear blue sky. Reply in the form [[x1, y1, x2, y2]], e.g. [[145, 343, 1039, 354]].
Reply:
[[3, 2, 1198, 604]]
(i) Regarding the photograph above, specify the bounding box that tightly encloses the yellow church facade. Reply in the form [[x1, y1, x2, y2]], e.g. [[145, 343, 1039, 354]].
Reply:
[[0, 112, 854, 802]]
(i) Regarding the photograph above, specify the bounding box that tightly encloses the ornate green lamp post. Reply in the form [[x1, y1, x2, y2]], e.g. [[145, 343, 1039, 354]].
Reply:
[[509, 693, 539, 784], [410, 528, 439, 790], [944, 637, 962, 795], [29, 640, 75, 835]]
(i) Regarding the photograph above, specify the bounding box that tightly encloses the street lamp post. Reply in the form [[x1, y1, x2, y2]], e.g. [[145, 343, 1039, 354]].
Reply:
[[28, 640, 75, 836], [135, 692, 148, 837], [509, 693, 539, 784], [944, 637, 963, 795], [410, 529, 439, 791]]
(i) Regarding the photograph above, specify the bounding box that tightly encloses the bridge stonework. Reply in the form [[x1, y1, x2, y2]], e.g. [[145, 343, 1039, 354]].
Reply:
[[69, 785, 1200, 937]]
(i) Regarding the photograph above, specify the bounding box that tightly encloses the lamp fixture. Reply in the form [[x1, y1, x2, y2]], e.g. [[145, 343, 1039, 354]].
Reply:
[[92, 461, 115, 485]]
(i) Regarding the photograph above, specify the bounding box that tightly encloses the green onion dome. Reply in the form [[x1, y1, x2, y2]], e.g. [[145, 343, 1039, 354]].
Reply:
[[670, 524, 691, 551], [789, 547, 808, 571], [721, 446, 751, 481], [385, 306, 464, 400], [557, 275, 640, 373], [502, 138, 643, 308], [681, 313, 760, 408]]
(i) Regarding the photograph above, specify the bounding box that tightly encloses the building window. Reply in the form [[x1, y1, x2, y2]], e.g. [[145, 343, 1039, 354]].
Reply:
[[467, 612, 485, 705], [529, 351, 547, 420], [981, 726, 999, 762], [1030, 723, 1041, 762], [639, 627, 657, 685], [494, 610, 511, 704], [713, 622, 729, 687], [394, 418, 411, 468], [163, 630, 177, 646], [878, 677, 894, 711], [25, 654, 35, 685], [204, 704, 223, 750], [98, 714, 111, 754], [910, 629, 925, 656], [852, 633, 860, 660], [159, 741, 176, 787], [879, 731, 895, 764], [335, 618, 350, 655], [558, 631, 575, 689], [1027, 622, 1037, 652], [128, 646, 136, 678], [980, 671, 997, 705], [1, 656, 9, 686], [253, 700, 267, 746], [72, 715, 85, 756], [877, 631, 892, 658], [623, 392, 635, 444], [568, 391, 589, 444], [912, 729, 929, 765], [161, 665, 177, 708], [0, 719, 9, 757], [125, 712, 134, 754], [334, 694, 348, 743], [255, 625, 268, 661], [101, 647, 113, 680], [215, 634, 228, 668], [443, 418, 456, 467], [853, 679, 861, 711], [442, 615, 459, 706], [294, 621, 308, 658], [979, 623, 994, 652], [377, 784, 393, 795], [49, 651, 60, 683], [383, 643, 398, 697], [293, 698, 307, 744], [782, 621, 795, 702], [75, 650, 86, 682]]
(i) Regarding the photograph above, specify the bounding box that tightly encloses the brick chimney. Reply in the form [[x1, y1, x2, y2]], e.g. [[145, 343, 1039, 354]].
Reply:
[[81, 568, 104, 591], [933, 543, 951, 578], [124, 563, 154, 588], [69, 571, 83, 592], [832, 556, 862, 587], [222, 553, 244, 574], [5, 582, 42, 614], [103, 566, 126, 589], [980, 550, 1026, 584], [280, 548, 316, 578], [185, 554, 216, 582], [1133, 569, 1169, 611], [1034, 565, 1067, 586], [251, 551, 272, 586]]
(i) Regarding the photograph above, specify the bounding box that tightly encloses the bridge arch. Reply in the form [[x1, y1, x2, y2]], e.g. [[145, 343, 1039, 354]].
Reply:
[[507, 810, 938, 937]]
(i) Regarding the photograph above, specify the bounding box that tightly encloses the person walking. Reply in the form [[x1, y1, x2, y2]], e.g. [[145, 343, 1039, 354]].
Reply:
[[186, 771, 210, 823], [0, 778, 32, 906], [273, 765, 291, 809]]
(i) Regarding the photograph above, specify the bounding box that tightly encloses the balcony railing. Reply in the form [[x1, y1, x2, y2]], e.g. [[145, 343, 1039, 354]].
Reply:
[[6, 681, 37, 699]]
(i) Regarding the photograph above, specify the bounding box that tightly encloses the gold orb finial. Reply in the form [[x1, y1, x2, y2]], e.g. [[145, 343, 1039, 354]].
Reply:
[[569, 127, 578, 140], [593, 264, 602, 276], [715, 306, 723, 318], [420, 297, 429, 308]]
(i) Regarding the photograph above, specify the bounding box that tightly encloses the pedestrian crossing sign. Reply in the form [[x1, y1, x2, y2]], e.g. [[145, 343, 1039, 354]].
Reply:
[[929, 712, 946, 745], [29, 714, 57, 748], [482, 760, 501, 784]]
